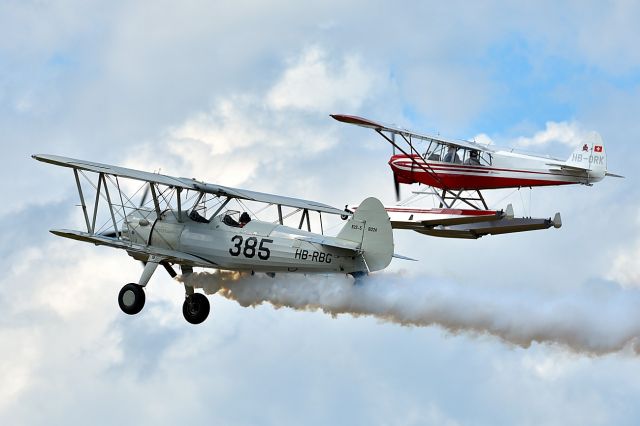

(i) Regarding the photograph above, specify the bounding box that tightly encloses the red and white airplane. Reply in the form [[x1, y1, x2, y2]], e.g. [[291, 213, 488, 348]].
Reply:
[[332, 114, 621, 199], [333, 114, 620, 239]]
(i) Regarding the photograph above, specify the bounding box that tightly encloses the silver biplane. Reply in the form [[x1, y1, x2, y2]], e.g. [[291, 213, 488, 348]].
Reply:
[[33, 154, 397, 324]]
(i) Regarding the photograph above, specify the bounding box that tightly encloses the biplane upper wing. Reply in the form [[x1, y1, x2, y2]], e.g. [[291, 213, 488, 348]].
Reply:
[[331, 114, 494, 152], [33, 154, 348, 216]]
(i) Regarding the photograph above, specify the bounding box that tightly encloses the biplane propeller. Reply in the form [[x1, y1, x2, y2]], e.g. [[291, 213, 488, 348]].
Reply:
[[33, 154, 402, 324]]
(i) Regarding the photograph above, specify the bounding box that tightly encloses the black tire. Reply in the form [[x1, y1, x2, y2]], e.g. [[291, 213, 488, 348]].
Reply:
[[118, 283, 146, 315], [182, 293, 210, 324]]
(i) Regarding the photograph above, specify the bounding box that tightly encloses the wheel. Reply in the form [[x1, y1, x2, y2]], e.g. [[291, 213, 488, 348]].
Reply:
[[182, 293, 210, 324], [118, 283, 146, 315]]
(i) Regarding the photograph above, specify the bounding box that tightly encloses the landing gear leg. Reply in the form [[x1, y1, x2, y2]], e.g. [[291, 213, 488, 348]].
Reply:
[[117, 256, 160, 315]]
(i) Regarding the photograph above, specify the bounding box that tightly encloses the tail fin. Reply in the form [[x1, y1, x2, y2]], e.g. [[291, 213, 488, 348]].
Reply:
[[337, 197, 393, 272], [566, 132, 606, 181]]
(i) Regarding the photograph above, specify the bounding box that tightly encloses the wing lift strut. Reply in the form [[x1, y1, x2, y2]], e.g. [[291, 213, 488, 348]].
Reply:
[[376, 128, 488, 210]]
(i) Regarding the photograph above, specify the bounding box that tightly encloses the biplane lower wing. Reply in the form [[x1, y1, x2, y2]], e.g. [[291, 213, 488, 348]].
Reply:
[[50, 229, 215, 266]]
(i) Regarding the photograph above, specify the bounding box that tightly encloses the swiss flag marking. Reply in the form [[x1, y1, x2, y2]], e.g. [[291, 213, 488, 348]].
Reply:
[[594, 145, 603, 152]]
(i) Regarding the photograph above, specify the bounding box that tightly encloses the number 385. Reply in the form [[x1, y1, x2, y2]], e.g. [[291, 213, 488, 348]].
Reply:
[[229, 236, 273, 260]]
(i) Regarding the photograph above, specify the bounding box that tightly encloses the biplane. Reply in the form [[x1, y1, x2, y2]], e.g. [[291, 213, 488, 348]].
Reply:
[[33, 154, 396, 324], [333, 114, 620, 239]]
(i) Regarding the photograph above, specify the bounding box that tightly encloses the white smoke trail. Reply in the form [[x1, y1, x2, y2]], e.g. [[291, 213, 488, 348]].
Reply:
[[180, 271, 640, 355]]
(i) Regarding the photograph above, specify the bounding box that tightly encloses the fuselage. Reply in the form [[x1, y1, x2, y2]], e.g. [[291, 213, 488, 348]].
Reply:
[[122, 209, 366, 274], [390, 150, 605, 190]]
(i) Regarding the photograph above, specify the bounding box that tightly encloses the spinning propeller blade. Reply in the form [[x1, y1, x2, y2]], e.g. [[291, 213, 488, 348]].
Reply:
[[139, 184, 150, 207]]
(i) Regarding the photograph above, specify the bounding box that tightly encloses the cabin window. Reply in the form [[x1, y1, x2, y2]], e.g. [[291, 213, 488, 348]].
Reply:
[[422, 141, 447, 162], [459, 149, 492, 166], [423, 142, 492, 166]]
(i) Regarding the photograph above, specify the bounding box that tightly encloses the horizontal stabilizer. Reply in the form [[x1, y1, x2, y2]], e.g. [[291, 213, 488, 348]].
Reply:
[[606, 172, 624, 178], [393, 253, 417, 261], [546, 162, 589, 172]]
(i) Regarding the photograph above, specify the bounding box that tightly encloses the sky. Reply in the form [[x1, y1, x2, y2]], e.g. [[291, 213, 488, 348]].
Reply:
[[2, 1, 640, 425]]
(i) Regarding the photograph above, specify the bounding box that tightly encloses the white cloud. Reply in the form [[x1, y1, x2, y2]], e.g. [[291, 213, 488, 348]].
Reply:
[[471, 133, 494, 145], [267, 47, 377, 112], [514, 121, 600, 148], [607, 214, 640, 287], [126, 46, 381, 191]]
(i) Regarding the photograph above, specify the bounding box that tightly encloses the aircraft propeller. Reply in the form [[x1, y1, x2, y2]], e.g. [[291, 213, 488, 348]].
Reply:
[[393, 173, 401, 201]]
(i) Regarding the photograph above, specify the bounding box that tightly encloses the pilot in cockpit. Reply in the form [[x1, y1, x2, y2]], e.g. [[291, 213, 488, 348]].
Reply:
[[465, 150, 481, 166], [221, 210, 252, 227], [239, 212, 251, 227], [443, 146, 461, 163], [189, 209, 210, 223], [222, 212, 239, 227]]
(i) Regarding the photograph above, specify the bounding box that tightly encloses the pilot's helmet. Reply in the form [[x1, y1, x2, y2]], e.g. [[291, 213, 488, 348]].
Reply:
[[470, 150, 478, 157], [240, 212, 251, 223]]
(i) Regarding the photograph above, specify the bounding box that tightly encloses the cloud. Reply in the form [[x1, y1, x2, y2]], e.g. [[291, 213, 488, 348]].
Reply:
[[266, 47, 377, 112], [471, 133, 494, 145], [125, 46, 381, 192], [607, 218, 640, 288], [514, 121, 600, 148]]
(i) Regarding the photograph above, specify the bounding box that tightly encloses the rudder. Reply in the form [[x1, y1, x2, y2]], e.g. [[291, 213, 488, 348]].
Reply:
[[337, 197, 393, 272], [565, 131, 606, 181]]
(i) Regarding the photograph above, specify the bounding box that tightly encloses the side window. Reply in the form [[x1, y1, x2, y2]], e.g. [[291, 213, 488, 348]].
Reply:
[[424, 142, 445, 161], [430, 143, 444, 161], [480, 152, 492, 166]]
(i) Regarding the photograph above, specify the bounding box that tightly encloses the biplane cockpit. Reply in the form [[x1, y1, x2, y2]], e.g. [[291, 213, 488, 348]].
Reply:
[[221, 210, 251, 227]]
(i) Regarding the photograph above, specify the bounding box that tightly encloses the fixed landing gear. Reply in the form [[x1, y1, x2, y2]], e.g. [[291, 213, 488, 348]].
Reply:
[[182, 293, 210, 324], [118, 283, 146, 315], [117, 259, 211, 324]]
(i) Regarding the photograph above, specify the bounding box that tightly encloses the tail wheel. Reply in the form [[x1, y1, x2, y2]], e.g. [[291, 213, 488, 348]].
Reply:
[[118, 283, 145, 315], [182, 293, 210, 324]]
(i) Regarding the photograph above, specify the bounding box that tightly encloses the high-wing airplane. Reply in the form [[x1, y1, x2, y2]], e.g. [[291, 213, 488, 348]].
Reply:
[[332, 113, 620, 239], [331, 114, 622, 209], [33, 154, 397, 324]]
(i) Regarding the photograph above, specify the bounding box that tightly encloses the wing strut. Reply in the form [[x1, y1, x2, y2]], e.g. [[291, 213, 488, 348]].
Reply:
[[101, 173, 120, 238], [73, 169, 92, 233], [439, 189, 488, 210], [298, 209, 311, 231], [375, 129, 446, 188]]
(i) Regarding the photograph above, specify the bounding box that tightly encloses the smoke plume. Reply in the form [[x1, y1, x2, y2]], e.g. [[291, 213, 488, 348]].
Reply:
[[180, 271, 640, 355]]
